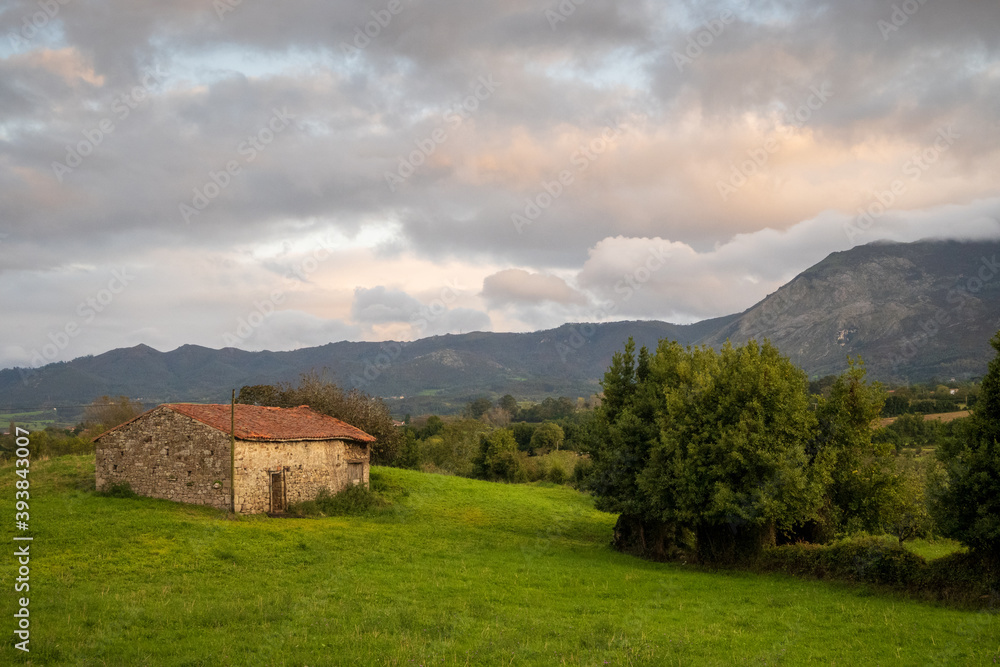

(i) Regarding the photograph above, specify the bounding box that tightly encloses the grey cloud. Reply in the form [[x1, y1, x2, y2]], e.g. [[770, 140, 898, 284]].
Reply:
[[1, 0, 999, 363], [419, 307, 492, 337], [351, 286, 422, 324], [482, 269, 587, 309], [350, 285, 492, 337], [236, 310, 362, 351], [576, 200, 1000, 322]]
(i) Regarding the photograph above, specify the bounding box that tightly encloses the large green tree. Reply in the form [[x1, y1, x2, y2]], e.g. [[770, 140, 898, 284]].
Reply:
[[586, 338, 662, 519], [931, 332, 1000, 561], [529, 421, 565, 453], [638, 340, 824, 563], [588, 338, 885, 564], [810, 358, 892, 536], [498, 394, 519, 416]]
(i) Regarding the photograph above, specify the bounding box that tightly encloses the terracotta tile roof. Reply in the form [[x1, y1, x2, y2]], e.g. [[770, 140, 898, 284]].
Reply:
[[93, 403, 376, 443], [161, 404, 376, 442]]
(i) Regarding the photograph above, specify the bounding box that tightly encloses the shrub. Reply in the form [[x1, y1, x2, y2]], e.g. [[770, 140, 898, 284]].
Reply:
[[473, 429, 527, 483], [521, 455, 548, 482], [288, 485, 388, 517], [571, 456, 593, 490], [415, 420, 488, 476], [317, 485, 387, 515], [917, 551, 1000, 603], [759, 537, 999, 605], [547, 462, 567, 485], [881, 453, 935, 544], [759, 536, 926, 586]]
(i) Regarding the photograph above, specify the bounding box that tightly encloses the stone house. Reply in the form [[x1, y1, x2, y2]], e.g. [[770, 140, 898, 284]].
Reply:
[[94, 403, 376, 514]]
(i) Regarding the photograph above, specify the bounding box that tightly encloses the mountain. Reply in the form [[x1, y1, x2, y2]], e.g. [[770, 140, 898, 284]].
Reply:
[[0, 318, 738, 419], [3, 238, 999, 419], [703, 239, 1000, 382]]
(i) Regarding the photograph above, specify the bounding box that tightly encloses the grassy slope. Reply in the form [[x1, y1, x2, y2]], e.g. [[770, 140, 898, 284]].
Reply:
[[1, 456, 997, 666]]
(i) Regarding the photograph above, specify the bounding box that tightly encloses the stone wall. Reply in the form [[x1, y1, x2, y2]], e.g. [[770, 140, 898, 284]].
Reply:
[[234, 439, 370, 514], [95, 406, 232, 510]]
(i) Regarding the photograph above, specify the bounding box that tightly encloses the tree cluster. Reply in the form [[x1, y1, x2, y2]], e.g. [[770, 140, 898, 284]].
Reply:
[[463, 394, 580, 423], [587, 338, 904, 564]]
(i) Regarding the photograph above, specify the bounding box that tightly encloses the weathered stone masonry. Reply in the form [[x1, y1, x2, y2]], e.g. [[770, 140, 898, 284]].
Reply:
[[233, 438, 370, 514], [95, 406, 232, 509]]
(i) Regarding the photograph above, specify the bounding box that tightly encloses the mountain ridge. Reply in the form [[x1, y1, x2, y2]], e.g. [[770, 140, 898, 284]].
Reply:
[[4, 238, 1000, 417]]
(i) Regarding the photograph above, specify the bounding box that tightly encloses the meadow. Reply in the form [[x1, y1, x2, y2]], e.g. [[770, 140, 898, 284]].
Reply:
[[1, 455, 997, 665], [0, 412, 57, 433]]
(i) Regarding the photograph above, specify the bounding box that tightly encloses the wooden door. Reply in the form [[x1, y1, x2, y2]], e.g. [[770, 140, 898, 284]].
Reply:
[[270, 472, 284, 512], [348, 462, 363, 486]]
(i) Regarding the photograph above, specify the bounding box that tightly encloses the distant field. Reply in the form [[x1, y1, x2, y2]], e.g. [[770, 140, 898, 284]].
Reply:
[[879, 410, 971, 427], [1, 456, 996, 665], [0, 410, 57, 432], [903, 537, 967, 561]]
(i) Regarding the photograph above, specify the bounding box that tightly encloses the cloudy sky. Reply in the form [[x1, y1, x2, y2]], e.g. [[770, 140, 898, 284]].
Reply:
[[2, 0, 999, 369]]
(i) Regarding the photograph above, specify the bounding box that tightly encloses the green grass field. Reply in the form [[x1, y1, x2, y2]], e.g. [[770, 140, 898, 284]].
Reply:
[[1, 412, 57, 433], [1, 456, 997, 665]]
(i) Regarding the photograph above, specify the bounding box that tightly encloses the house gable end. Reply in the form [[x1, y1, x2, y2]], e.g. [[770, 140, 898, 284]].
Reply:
[[94, 406, 232, 509]]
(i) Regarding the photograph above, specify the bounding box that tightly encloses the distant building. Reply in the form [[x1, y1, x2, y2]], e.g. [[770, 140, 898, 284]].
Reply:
[[94, 403, 375, 514]]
